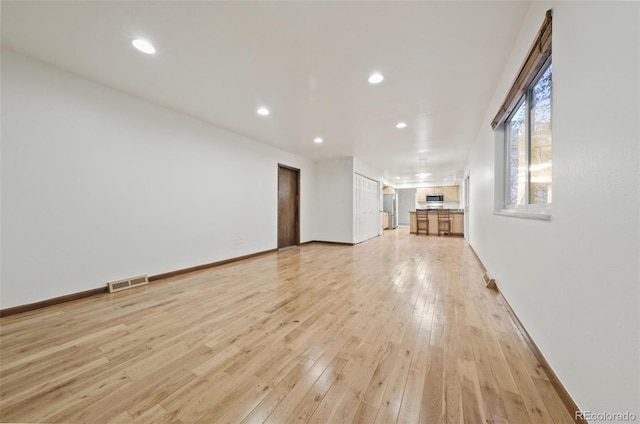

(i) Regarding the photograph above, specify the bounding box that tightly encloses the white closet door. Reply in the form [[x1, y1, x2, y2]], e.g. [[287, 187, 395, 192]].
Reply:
[[354, 173, 380, 243]]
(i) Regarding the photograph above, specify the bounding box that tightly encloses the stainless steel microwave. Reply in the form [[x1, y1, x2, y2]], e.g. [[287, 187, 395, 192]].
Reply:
[[426, 194, 444, 202]]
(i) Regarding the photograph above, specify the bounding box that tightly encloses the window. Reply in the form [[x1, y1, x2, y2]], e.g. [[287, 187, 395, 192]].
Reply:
[[492, 10, 552, 218], [505, 60, 552, 208]]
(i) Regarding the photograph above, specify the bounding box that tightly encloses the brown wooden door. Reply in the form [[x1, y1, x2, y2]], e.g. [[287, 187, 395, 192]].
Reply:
[[278, 165, 299, 248]]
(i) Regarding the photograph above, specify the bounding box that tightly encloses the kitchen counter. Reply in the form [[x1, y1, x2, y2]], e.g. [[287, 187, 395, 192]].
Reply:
[[409, 210, 464, 236]]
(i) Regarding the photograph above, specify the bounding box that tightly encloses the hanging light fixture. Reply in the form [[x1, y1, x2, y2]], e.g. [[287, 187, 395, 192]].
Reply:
[[415, 158, 431, 179]]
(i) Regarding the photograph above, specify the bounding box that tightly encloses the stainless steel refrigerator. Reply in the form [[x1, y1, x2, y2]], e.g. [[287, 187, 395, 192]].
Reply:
[[383, 193, 397, 229]]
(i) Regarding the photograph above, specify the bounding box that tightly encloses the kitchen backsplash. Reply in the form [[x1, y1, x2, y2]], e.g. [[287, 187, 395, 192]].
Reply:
[[443, 202, 461, 209], [416, 201, 461, 210]]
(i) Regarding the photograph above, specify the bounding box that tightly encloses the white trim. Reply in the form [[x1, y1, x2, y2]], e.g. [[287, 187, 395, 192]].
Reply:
[[493, 209, 551, 221]]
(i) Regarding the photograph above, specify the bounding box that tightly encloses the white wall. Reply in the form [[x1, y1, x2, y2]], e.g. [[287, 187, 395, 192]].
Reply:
[[313, 157, 354, 243], [352, 157, 382, 183], [397, 188, 416, 225], [1, 49, 315, 308], [466, 1, 639, 417], [313, 156, 383, 243]]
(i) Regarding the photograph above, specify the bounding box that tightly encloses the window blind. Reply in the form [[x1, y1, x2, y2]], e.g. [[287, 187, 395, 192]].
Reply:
[[491, 10, 552, 130]]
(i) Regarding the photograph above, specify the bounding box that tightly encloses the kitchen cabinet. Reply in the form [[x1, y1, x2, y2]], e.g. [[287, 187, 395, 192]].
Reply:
[[443, 186, 460, 202], [423, 187, 441, 195], [383, 212, 390, 230], [409, 212, 417, 233], [416, 188, 426, 202], [451, 212, 464, 235], [428, 212, 439, 234], [416, 187, 437, 202], [415, 185, 460, 202], [410, 211, 464, 236]]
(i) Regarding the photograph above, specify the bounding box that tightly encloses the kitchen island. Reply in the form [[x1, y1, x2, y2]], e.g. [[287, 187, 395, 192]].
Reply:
[[409, 210, 464, 236]]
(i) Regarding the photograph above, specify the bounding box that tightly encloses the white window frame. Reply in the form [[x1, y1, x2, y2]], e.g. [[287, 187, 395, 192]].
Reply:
[[495, 59, 553, 221]]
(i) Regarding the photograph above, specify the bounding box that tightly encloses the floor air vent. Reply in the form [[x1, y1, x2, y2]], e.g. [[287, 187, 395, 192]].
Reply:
[[108, 275, 149, 293]]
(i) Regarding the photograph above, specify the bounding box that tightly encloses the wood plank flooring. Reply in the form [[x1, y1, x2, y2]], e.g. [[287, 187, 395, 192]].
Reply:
[[0, 229, 575, 423]]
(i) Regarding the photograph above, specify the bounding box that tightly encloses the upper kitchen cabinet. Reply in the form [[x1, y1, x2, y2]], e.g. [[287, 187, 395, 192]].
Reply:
[[421, 187, 443, 195], [443, 186, 460, 202], [416, 187, 442, 201], [416, 185, 460, 202]]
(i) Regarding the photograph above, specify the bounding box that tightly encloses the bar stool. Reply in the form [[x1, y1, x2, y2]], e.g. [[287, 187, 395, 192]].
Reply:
[[437, 209, 451, 236], [416, 209, 429, 235]]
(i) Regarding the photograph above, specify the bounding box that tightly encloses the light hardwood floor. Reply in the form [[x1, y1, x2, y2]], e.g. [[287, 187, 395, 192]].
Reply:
[[0, 230, 575, 423]]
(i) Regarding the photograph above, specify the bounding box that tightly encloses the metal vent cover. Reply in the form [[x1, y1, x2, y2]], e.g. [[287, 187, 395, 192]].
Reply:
[[130, 276, 147, 286], [108, 275, 149, 293]]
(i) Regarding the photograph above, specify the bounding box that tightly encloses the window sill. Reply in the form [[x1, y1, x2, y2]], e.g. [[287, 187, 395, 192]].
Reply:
[[493, 209, 552, 221]]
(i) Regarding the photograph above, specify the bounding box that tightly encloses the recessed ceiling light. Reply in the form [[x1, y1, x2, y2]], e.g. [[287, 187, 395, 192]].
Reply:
[[395, 177, 400, 180], [132, 39, 156, 54], [415, 173, 431, 178], [396, 122, 407, 129], [257, 107, 270, 116], [314, 137, 323, 144], [368, 73, 384, 84]]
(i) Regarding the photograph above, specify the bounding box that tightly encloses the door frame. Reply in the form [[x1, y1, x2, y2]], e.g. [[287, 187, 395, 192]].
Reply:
[[277, 164, 300, 248], [464, 172, 470, 242]]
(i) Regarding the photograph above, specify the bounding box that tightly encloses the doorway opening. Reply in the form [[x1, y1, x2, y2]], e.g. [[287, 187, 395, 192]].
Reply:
[[278, 164, 300, 249], [464, 173, 470, 241]]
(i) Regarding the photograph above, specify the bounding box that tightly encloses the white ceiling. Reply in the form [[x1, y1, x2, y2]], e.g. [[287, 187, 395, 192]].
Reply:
[[1, 1, 530, 185]]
